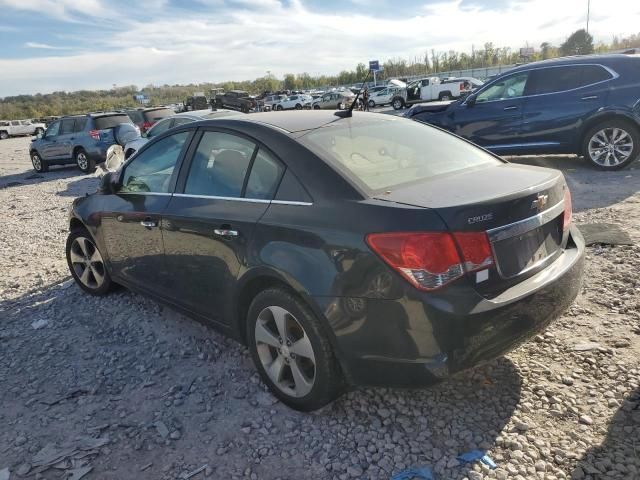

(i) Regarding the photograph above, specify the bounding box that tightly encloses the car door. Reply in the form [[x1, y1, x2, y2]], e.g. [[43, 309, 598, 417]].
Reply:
[[520, 65, 611, 152], [20, 121, 33, 135], [447, 70, 531, 150], [162, 129, 284, 324], [99, 130, 193, 293], [39, 120, 61, 160], [56, 118, 76, 159]]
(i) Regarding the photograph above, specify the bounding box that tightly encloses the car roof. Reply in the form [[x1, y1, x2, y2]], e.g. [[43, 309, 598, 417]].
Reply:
[[508, 54, 638, 73]]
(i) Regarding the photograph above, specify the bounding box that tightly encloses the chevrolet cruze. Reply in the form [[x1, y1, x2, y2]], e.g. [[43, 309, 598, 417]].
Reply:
[[66, 111, 585, 410]]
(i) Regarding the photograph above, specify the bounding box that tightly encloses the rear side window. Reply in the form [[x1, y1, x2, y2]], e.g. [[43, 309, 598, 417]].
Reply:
[[73, 118, 87, 132], [144, 108, 174, 122], [184, 131, 256, 198], [528, 65, 612, 95], [94, 115, 131, 130], [298, 116, 501, 193], [59, 119, 75, 135], [245, 149, 284, 199]]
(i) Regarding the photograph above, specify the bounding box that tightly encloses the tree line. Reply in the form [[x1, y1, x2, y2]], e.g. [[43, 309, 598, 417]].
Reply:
[[1, 29, 638, 119]]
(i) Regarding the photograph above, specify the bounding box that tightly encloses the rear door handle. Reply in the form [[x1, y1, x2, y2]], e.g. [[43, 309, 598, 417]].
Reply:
[[214, 228, 239, 237], [503, 106, 519, 111], [140, 219, 158, 228], [581, 95, 598, 101]]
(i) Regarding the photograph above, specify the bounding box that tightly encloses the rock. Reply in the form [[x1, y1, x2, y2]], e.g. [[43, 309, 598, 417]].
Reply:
[[346, 465, 363, 477], [0, 468, 9, 480], [16, 463, 31, 476], [579, 415, 593, 426], [30, 319, 49, 330], [14, 435, 27, 446], [169, 430, 182, 440], [154, 421, 170, 438]]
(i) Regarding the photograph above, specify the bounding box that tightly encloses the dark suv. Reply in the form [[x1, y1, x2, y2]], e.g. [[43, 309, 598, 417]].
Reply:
[[29, 113, 136, 173], [406, 54, 640, 170], [124, 107, 175, 134]]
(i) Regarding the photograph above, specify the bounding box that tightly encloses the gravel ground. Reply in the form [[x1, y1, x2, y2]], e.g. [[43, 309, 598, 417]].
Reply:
[[1, 136, 639, 480]]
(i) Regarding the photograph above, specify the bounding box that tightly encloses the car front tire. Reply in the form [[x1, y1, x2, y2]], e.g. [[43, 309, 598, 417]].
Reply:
[[246, 288, 344, 411], [31, 151, 48, 173], [66, 227, 113, 295], [583, 119, 640, 170], [75, 148, 95, 173], [392, 98, 404, 110]]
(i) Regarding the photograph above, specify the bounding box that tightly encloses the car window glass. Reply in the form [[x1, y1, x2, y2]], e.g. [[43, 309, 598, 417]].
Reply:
[[11, 121, 20, 126], [581, 65, 612, 84], [172, 117, 193, 126], [120, 131, 190, 194], [21, 121, 30, 125], [147, 119, 173, 138], [528, 65, 612, 95], [45, 121, 60, 137], [59, 119, 75, 135], [245, 149, 284, 199], [184, 131, 256, 197], [73, 118, 87, 132], [127, 111, 144, 124], [144, 108, 174, 122], [476, 72, 529, 103]]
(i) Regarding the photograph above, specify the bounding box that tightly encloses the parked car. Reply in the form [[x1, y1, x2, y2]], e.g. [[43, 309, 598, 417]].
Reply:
[[215, 90, 256, 113], [405, 54, 640, 170], [263, 94, 287, 111], [442, 76, 484, 91], [66, 110, 583, 411], [367, 86, 404, 108], [124, 107, 175, 134], [312, 91, 355, 110], [29, 113, 138, 173], [276, 94, 312, 110], [0, 119, 46, 139], [123, 109, 243, 159], [390, 77, 468, 110]]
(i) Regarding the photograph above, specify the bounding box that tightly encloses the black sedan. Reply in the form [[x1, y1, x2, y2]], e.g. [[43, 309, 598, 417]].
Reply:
[[66, 111, 585, 411]]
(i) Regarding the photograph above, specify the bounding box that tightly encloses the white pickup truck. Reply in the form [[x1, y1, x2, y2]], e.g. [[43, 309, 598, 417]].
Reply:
[[390, 77, 471, 110], [0, 119, 46, 140]]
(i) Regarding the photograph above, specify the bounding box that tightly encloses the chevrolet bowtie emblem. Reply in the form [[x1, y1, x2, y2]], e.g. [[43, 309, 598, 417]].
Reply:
[[531, 194, 549, 212]]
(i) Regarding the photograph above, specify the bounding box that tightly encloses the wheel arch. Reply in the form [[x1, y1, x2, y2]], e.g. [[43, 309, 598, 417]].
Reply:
[[578, 111, 640, 153], [72, 145, 86, 157]]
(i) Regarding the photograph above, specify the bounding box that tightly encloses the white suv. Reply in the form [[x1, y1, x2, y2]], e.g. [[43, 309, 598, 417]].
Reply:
[[0, 119, 46, 140], [275, 94, 312, 110]]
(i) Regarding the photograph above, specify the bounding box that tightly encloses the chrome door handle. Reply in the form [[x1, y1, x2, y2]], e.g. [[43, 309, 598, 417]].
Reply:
[[140, 220, 158, 228], [214, 228, 239, 237], [503, 106, 518, 111], [581, 95, 598, 100]]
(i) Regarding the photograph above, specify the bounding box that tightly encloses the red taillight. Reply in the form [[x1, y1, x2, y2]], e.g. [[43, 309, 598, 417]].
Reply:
[[563, 188, 572, 231], [89, 129, 100, 140], [366, 231, 494, 291], [142, 121, 153, 132]]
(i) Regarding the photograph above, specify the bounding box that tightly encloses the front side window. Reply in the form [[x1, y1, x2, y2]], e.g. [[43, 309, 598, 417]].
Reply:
[[120, 131, 190, 193], [476, 72, 529, 103], [45, 121, 60, 137], [184, 131, 256, 197], [298, 115, 501, 193]]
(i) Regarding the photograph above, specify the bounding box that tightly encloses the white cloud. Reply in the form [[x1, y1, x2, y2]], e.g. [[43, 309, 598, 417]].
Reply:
[[24, 42, 70, 50], [1, 0, 639, 96], [0, 0, 107, 21]]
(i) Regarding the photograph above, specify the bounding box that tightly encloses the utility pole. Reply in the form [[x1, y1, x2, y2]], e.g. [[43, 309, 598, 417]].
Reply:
[[586, 0, 590, 33]]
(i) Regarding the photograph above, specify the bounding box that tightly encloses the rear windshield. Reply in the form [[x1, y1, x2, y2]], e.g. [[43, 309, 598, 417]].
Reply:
[[94, 115, 132, 130], [144, 109, 174, 122], [298, 116, 501, 193]]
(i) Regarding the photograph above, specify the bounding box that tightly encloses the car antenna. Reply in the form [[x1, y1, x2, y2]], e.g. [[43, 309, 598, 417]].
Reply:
[[334, 69, 372, 118]]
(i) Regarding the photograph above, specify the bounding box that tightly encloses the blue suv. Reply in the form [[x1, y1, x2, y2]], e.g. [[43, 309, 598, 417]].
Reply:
[[29, 112, 137, 173], [406, 54, 640, 170]]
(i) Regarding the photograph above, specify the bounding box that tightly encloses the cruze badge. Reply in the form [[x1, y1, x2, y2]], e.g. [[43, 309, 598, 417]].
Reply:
[[468, 213, 493, 224], [531, 194, 549, 212]]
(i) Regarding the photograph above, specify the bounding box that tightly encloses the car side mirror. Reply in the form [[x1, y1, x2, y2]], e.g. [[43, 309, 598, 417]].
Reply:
[[36, 132, 44, 139], [98, 171, 120, 194], [465, 94, 477, 107]]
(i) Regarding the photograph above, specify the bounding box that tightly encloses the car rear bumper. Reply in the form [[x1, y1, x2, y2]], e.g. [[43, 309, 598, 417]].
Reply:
[[315, 225, 585, 388]]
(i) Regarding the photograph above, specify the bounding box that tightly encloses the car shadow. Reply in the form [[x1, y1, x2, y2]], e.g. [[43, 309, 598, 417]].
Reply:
[[0, 165, 84, 190], [507, 155, 640, 212], [570, 386, 640, 479], [56, 175, 101, 197]]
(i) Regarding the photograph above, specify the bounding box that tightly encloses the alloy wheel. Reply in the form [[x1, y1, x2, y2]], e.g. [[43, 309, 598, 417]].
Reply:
[[31, 154, 42, 171], [76, 152, 88, 170], [254, 305, 316, 398], [588, 128, 634, 167], [69, 237, 106, 289]]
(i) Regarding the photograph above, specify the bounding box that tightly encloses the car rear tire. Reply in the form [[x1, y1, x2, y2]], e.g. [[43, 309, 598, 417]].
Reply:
[[313, 105, 320, 110], [277, 105, 283, 111], [75, 148, 95, 174], [582, 119, 640, 170], [392, 98, 404, 110], [66, 227, 114, 296], [368, 100, 375, 108], [0, 131, 8, 140], [246, 288, 344, 411], [295, 104, 302, 110], [31, 151, 48, 173]]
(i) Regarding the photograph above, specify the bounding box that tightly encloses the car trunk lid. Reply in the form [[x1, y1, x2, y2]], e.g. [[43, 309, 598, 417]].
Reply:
[[374, 163, 569, 296]]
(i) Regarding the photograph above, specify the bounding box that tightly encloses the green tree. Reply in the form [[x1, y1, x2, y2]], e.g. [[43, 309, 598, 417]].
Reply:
[[560, 29, 594, 56]]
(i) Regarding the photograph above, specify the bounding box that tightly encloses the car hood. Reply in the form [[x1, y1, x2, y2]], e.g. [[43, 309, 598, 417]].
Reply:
[[405, 100, 456, 118]]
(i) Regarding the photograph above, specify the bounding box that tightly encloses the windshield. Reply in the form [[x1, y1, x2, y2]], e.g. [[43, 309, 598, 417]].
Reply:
[[298, 116, 501, 193], [144, 108, 174, 122], [94, 115, 132, 130]]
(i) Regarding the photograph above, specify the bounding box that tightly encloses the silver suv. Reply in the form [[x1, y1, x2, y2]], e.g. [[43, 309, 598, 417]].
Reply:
[[0, 119, 46, 140]]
